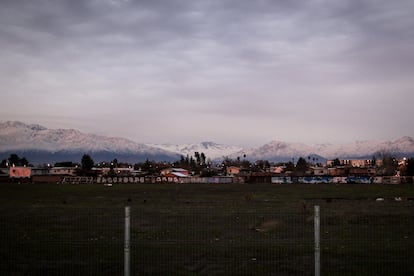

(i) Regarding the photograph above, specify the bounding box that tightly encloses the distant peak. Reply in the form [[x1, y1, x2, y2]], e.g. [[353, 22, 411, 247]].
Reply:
[[1, 121, 47, 131], [200, 141, 217, 147], [395, 136, 414, 143], [28, 124, 47, 131], [2, 121, 26, 127], [267, 140, 288, 146]]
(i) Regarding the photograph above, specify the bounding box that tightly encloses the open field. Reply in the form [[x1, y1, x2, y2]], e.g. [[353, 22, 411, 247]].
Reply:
[[1, 183, 414, 275]]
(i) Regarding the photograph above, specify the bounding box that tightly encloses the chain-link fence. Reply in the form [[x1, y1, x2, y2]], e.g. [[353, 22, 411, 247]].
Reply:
[[1, 204, 413, 275], [320, 201, 414, 275], [0, 207, 124, 275], [131, 209, 314, 275]]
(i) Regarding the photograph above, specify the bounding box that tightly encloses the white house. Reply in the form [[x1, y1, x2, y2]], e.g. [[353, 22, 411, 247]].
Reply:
[[49, 167, 77, 176], [161, 168, 190, 177]]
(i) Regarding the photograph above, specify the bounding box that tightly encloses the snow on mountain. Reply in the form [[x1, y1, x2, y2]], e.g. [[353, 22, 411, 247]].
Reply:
[[324, 136, 414, 158], [0, 121, 244, 162], [0, 121, 179, 163], [243, 137, 414, 162], [239, 141, 325, 162], [1, 121, 413, 164], [147, 141, 244, 160]]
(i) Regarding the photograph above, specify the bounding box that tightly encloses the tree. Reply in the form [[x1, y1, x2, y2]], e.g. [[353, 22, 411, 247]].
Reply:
[[9, 154, 20, 166], [1, 159, 8, 168], [241, 160, 252, 169], [194, 152, 201, 165], [189, 156, 197, 171], [55, 161, 76, 167], [371, 156, 377, 167], [255, 160, 270, 171], [2, 154, 30, 167], [107, 167, 117, 177], [20, 157, 29, 166], [405, 158, 414, 176], [142, 159, 157, 174], [112, 158, 118, 168], [200, 152, 206, 166], [380, 155, 398, 176], [284, 161, 295, 172], [81, 154, 94, 171], [295, 157, 309, 175], [332, 158, 341, 167]]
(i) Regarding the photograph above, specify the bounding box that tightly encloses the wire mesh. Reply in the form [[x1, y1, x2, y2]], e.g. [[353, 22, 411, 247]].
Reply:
[[0, 207, 124, 276], [320, 201, 414, 276], [1, 204, 413, 275], [131, 209, 314, 275]]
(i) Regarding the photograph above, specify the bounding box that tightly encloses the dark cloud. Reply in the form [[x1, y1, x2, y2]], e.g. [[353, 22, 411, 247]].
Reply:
[[1, 0, 413, 146]]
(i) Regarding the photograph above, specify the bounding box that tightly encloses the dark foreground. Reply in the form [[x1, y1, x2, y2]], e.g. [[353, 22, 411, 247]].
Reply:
[[1, 183, 414, 275]]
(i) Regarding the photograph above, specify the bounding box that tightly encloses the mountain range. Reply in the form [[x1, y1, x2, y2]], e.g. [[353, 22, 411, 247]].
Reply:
[[1, 121, 414, 165]]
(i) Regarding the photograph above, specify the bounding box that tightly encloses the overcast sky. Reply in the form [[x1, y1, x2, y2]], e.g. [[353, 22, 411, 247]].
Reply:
[[1, 0, 413, 147]]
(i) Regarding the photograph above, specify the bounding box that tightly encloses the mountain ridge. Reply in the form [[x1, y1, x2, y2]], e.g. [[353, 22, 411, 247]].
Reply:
[[1, 121, 414, 164], [0, 121, 180, 163]]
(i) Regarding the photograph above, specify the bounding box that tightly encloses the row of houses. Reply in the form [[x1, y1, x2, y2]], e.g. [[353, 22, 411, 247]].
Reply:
[[1, 155, 406, 178], [0, 166, 79, 183], [1, 165, 413, 184], [0, 166, 194, 181], [271, 176, 404, 185], [2, 166, 77, 177], [227, 165, 378, 177], [0, 165, 400, 178], [2, 166, 193, 178]]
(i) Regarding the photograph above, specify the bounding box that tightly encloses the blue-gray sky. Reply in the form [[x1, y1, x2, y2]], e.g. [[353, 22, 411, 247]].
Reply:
[[1, 0, 414, 147]]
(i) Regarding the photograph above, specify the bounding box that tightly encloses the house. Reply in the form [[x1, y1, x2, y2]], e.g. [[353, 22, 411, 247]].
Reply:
[[91, 167, 106, 176], [49, 167, 77, 176], [328, 159, 375, 168], [31, 167, 50, 176], [0, 168, 9, 176], [243, 172, 274, 183], [114, 167, 134, 176], [9, 166, 31, 178], [270, 166, 286, 174], [328, 167, 347, 176], [367, 167, 377, 176], [160, 168, 189, 178], [311, 167, 328, 176], [349, 167, 370, 176], [226, 166, 241, 176], [350, 159, 373, 168]]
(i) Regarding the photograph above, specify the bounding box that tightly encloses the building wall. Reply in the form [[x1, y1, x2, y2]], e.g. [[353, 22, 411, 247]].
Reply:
[[9, 167, 31, 178], [49, 167, 77, 176], [31, 168, 50, 176], [32, 175, 63, 183], [226, 166, 240, 175], [313, 168, 328, 176]]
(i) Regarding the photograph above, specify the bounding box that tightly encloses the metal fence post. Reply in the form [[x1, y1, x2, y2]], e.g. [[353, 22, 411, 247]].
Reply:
[[124, 206, 131, 276], [314, 205, 320, 276]]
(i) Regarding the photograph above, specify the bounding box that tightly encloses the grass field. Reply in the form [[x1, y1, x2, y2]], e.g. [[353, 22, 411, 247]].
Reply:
[[1, 183, 414, 275]]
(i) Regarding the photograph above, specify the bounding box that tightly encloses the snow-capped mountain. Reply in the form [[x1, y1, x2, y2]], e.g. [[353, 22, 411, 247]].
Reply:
[[0, 121, 180, 163], [238, 141, 325, 162], [148, 141, 244, 160], [1, 121, 414, 164], [320, 136, 414, 158], [242, 137, 414, 162]]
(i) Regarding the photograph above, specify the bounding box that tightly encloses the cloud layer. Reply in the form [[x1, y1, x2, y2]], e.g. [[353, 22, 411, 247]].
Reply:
[[1, 0, 413, 146]]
